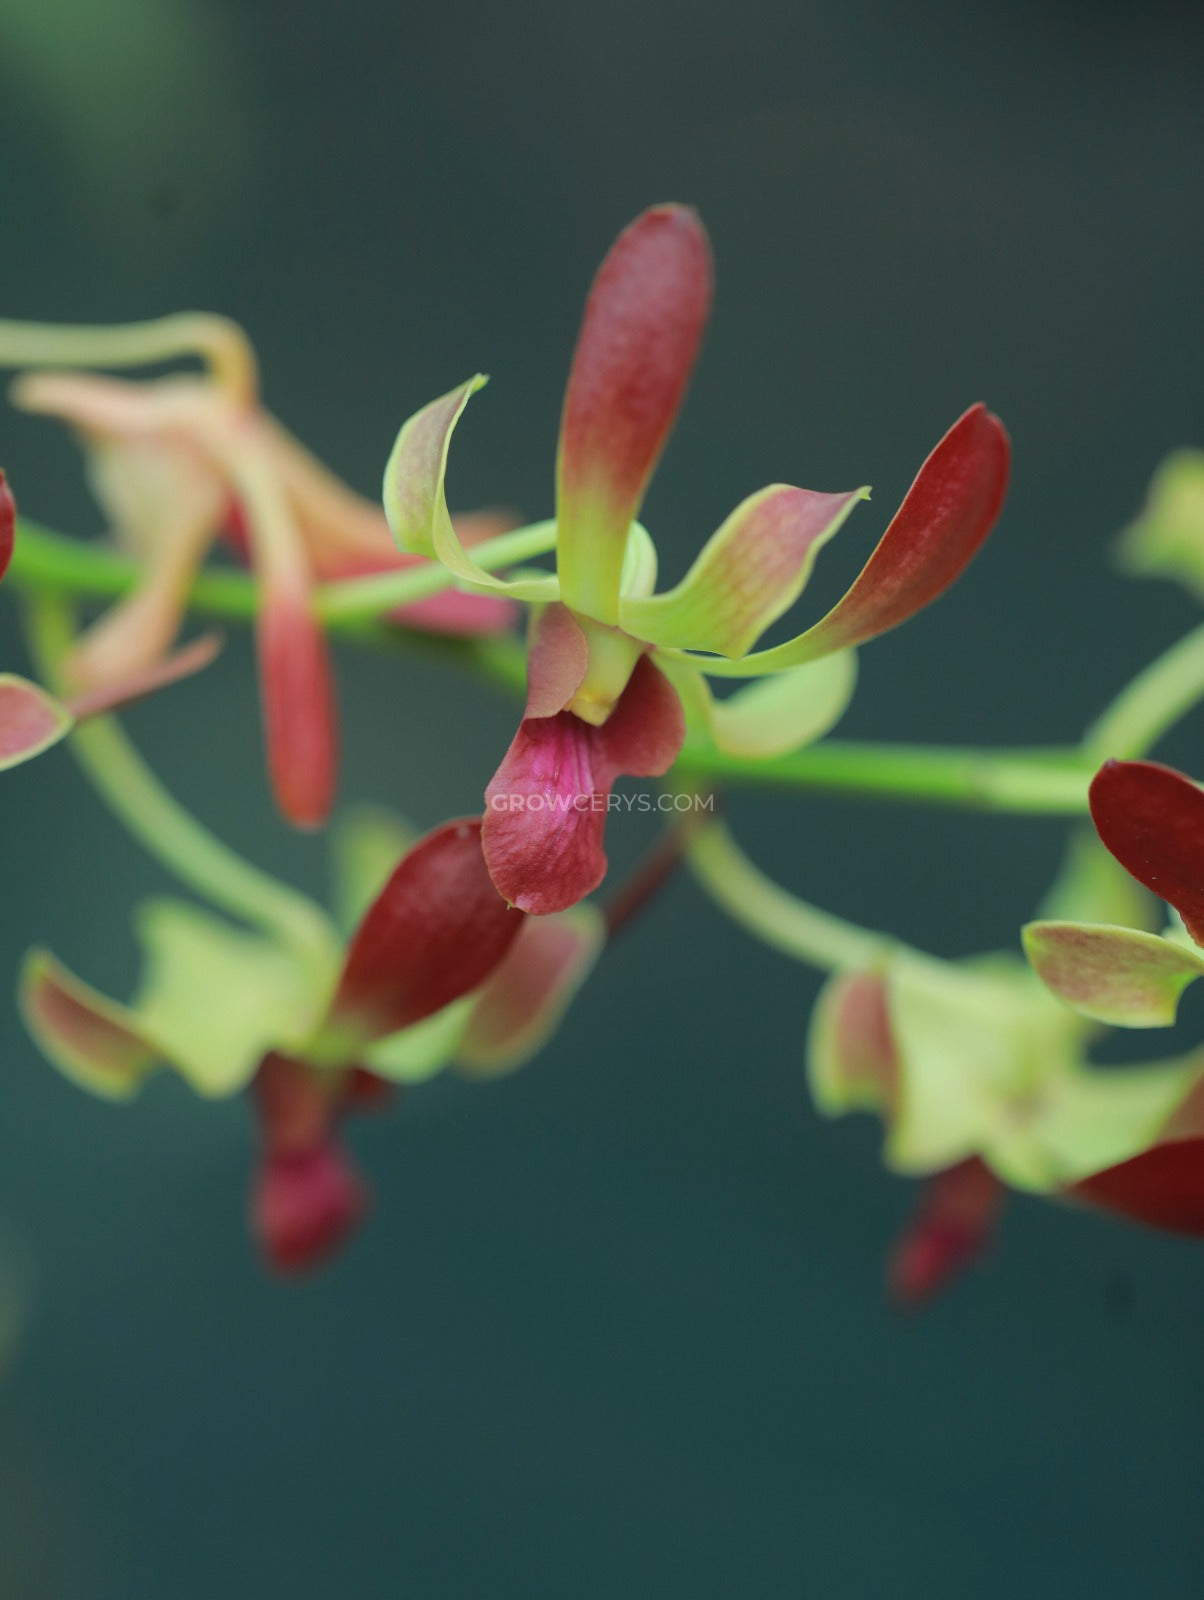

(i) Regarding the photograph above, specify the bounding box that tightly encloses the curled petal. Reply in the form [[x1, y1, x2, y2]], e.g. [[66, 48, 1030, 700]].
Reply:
[[19, 950, 156, 1099], [0, 675, 73, 770], [1089, 760, 1204, 945], [258, 577, 339, 830], [620, 485, 866, 657], [459, 905, 605, 1075], [889, 1158, 1003, 1306], [1023, 920, 1204, 1028], [483, 655, 686, 914], [331, 818, 524, 1040], [690, 405, 1011, 677], [0, 469, 15, 583], [557, 205, 713, 623], [383, 378, 556, 603], [525, 603, 590, 718]]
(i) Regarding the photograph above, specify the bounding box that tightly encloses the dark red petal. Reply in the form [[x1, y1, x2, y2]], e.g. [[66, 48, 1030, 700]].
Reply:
[[557, 206, 713, 615], [1069, 1139, 1204, 1235], [482, 656, 685, 915], [596, 653, 687, 779], [888, 1158, 1003, 1307], [798, 405, 1010, 657], [0, 470, 15, 584], [524, 603, 590, 718], [1088, 759, 1204, 945], [330, 818, 524, 1037], [251, 1143, 368, 1274], [258, 580, 339, 830]]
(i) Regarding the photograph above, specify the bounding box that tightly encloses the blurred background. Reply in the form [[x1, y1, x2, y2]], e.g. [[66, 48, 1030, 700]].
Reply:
[[1, 1, 1203, 1594]]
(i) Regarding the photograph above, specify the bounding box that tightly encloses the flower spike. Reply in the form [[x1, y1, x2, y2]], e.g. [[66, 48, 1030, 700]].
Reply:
[[556, 204, 713, 623], [1089, 760, 1204, 946]]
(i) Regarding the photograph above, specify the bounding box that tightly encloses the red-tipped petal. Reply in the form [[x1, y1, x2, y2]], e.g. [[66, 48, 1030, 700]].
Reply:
[[0, 676, 73, 769], [525, 603, 590, 718], [805, 404, 1009, 656], [330, 818, 524, 1038], [258, 580, 339, 830], [0, 470, 15, 584], [557, 205, 713, 622], [482, 654, 685, 914], [1088, 760, 1204, 945], [65, 633, 222, 722], [888, 1158, 1003, 1307], [1070, 1139, 1204, 1235]]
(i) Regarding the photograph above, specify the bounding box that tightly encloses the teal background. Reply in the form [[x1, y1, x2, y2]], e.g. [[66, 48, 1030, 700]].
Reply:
[[1, 1, 1203, 1593]]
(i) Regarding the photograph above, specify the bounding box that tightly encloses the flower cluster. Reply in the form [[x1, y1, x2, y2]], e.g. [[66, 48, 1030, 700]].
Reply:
[[2, 204, 1201, 1291]]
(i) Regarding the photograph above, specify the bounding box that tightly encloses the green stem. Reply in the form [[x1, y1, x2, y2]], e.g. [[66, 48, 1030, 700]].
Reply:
[[24, 592, 337, 971], [675, 738, 1092, 812], [686, 821, 897, 972], [1082, 618, 1204, 762]]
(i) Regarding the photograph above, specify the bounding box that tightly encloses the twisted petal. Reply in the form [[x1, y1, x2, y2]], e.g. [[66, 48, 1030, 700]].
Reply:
[[556, 205, 713, 623], [0, 676, 73, 770], [483, 655, 686, 914], [459, 905, 605, 1075], [1023, 920, 1204, 1028], [383, 377, 557, 602], [686, 405, 1011, 677], [20, 950, 156, 1099], [1089, 759, 1204, 945], [668, 651, 857, 759], [620, 485, 866, 657], [65, 633, 222, 722], [330, 818, 524, 1040], [0, 470, 14, 583]]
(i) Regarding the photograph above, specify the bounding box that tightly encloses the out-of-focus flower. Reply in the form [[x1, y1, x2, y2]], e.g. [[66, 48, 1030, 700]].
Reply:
[[0, 468, 219, 769], [0, 314, 517, 828], [386, 205, 1010, 913], [1114, 449, 1204, 599], [1023, 757, 1204, 1232], [20, 812, 602, 1271]]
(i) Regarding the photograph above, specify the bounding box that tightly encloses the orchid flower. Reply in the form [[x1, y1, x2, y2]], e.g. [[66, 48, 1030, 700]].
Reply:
[[1023, 758, 1204, 1233], [0, 314, 516, 828], [384, 204, 1011, 913], [0, 469, 220, 770], [20, 813, 602, 1271]]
